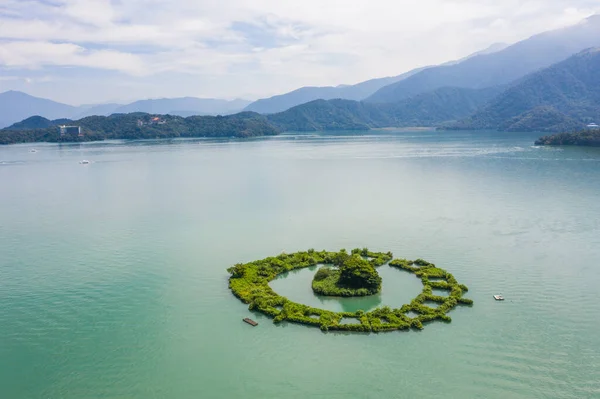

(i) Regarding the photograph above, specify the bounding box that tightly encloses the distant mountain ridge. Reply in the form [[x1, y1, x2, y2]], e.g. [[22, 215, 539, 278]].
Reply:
[[366, 15, 600, 103], [0, 91, 252, 128], [266, 86, 503, 131], [0, 91, 77, 129], [113, 97, 251, 116], [3, 15, 600, 135], [243, 42, 515, 115], [243, 67, 428, 115]]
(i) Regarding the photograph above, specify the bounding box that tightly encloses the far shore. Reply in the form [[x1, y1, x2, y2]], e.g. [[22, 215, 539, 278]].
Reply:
[[371, 127, 437, 132]]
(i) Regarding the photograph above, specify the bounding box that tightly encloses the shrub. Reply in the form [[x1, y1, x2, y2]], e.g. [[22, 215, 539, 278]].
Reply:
[[228, 249, 473, 333]]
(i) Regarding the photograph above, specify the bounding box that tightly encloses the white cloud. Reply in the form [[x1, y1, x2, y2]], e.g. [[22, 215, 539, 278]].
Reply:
[[0, 0, 599, 103], [0, 41, 146, 75]]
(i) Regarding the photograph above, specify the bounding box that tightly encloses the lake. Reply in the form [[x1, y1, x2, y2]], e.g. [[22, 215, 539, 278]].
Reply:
[[1, 130, 599, 398]]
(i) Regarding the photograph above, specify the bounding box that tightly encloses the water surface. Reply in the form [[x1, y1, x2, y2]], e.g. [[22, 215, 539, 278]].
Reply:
[[1, 130, 599, 398]]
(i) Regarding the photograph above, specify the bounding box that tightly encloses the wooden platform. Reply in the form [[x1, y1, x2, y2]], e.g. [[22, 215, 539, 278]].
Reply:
[[243, 318, 258, 326]]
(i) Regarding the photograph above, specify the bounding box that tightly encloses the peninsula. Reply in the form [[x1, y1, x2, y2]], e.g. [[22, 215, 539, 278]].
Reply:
[[0, 112, 279, 145], [535, 130, 600, 147]]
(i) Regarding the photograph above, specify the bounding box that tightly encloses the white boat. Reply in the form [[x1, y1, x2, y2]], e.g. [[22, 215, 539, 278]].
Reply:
[[79, 160, 90, 164], [493, 295, 505, 301]]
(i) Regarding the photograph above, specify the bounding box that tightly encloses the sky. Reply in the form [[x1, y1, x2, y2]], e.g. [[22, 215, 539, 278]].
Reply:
[[0, 0, 599, 105]]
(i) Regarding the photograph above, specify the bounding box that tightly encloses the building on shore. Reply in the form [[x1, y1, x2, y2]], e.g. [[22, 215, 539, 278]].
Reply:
[[59, 125, 83, 137], [137, 117, 166, 127]]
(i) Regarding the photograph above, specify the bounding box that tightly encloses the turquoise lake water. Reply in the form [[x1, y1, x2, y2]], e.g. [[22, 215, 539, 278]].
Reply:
[[1, 130, 599, 398]]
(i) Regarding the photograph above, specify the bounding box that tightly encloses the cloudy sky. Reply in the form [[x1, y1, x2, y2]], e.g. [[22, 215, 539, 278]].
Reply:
[[0, 0, 599, 104]]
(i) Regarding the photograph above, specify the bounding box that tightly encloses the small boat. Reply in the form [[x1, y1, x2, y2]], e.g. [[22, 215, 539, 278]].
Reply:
[[79, 160, 90, 164], [243, 318, 258, 326], [493, 295, 505, 301], [30, 149, 37, 153]]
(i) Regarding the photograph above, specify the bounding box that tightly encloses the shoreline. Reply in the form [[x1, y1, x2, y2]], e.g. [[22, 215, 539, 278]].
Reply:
[[371, 127, 437, 132]]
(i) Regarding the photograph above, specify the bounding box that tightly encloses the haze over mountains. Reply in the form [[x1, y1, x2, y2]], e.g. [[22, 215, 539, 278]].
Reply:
[[243, 67, 428, 115], [2, 15, 600, 135], [0, 91, 78, 129], [243, 43, 510, 115], [265, 46, 600, 133], [0, 92, 251, 128], [365, 15, 600, 103], [449, 48, 600, 132], [266, 86, 503, 131]]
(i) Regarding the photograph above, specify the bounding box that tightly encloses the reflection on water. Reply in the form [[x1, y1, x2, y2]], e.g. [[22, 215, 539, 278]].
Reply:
[[270, 264, 423, 313]]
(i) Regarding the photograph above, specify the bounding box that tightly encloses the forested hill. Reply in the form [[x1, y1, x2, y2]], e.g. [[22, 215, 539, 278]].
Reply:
[[446, 48, 600, 132], [1, 85, 504, 144], [366, 15, 600, 104], [535, 130, 600, 147], [266, 86, 503, 131], [6, 115, 74, 130], [0, 112, 279, 145]]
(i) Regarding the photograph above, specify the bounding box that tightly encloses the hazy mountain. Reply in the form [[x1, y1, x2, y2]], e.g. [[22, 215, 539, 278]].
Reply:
[[367, 15, 600, 103], [441, 43, 509, 66], [0, 91, 77, 128], [266, 86, 503, 131], [448, 48, 600, 132], [114, 97, 251, 116], [244, 67, 428, 115], [0, 92, 253, 128], [76, 103, 122, 118]]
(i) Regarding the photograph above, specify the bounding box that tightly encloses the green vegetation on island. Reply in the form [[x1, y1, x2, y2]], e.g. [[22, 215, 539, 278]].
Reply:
[[228, 248, 472, 332], [311, 249, 391, 297], [535, 130, 600, 147], [0, 112, 279, 145]]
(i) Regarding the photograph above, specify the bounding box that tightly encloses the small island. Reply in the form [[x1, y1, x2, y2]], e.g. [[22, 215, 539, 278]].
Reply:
[[311, 248, 390, 297], [535, 130, 600, 147], [228, 248, 473, 332]]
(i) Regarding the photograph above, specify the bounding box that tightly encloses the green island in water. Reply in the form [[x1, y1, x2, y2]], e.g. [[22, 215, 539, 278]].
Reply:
[[535, 130, 600, 147], [228, 248, 473, 332], [311, 249, 389, 297]]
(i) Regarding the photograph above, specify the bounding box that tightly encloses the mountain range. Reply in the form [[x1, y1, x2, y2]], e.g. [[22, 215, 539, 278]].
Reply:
[[365, 15, 600, 104], [4, 45, 600, 144], [447, 48, 600, 132], [2, 15, 600, 136], [243, 67, 428, 115], [266, 86, 503, 131], [0, 91, 251, 128], [267, 46, 600, 133], [242, 43, 509, 115]]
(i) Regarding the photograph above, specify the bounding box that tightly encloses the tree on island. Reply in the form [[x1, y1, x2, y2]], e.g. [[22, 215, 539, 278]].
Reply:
[[313, 250, 383, 297], [338, 255, 382, 290]]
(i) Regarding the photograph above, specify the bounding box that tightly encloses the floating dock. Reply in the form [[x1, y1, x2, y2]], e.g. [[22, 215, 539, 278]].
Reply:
[[243, 318, 258, 326], [493, 295, 505, 301]]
